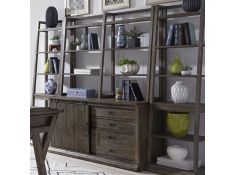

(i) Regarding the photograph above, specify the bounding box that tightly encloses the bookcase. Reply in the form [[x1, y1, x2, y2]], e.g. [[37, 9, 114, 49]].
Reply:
[[147, 1, 205, 175]]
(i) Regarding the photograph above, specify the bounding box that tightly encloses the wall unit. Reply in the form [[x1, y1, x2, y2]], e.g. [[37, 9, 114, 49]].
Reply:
[[31, 2, 205, 174]]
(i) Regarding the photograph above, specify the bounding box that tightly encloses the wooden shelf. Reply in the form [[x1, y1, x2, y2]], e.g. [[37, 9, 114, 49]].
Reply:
[[39, 28, 62, 32], [106, 17, 151, 25], [159, 11, 200, 19], [156, 44, 202, 49], [153, 101, 205, 113], [36, 73, 59, 75], [66, 22, 102, 29], [146, 164, 205, 175], [63, 73, 100, 76], [37, 51, 61, 54], [152, 133, 205, 142], [155, 74, 205, 78], [64, 50, 101, 53], [104, 47, 149, 51]]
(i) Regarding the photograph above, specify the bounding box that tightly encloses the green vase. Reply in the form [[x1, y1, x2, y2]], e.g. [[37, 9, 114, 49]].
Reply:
[[167, 112, 190, 137], [44, 59, 49, 74], [170, 56, 183, 75]]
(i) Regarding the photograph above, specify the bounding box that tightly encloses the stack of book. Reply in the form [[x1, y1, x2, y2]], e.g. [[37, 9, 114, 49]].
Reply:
[[88, 33, 99, 50], [121, 80, 144, 101], [157, 156, 202, 170], [166, 23, 197, 46], [49, 57, 59, 74], [74, 68, 100, 75]]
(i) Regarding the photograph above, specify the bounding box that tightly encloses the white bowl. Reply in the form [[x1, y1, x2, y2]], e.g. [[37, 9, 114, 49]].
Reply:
[[167, 145, 188, 162]]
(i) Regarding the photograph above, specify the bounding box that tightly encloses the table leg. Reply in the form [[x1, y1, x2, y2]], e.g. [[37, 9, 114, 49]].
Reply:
[[31, 133, 47, 175]]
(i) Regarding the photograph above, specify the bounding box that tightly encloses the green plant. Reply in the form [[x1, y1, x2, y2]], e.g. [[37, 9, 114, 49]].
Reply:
[[181, 65, 193, 71], [118, 57, 137, 66], [125, 25, 145, 39], [50, 35, 60, 40]]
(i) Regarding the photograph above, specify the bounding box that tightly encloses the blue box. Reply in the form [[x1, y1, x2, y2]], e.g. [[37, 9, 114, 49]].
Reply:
[[67, 88, 96, 98]]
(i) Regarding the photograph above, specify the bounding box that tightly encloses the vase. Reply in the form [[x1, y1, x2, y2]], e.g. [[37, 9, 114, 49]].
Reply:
[[117, 25, 127, 48], [167, 145, 188, 161], [171, 81, 188, 103], [44, 59, 49, 74], [127, 38, 141, 48], [120, 63, 140, 75], [167, 112, 190, 137], [81, 33, 88, 50], [45, 6, 58, 28], [45, 79, 57, 95], [182, 0, 201, 12], [170, 56, 183, 75]]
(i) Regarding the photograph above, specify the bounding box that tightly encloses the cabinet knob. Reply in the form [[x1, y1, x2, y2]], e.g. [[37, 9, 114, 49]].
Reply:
[[109, 149, 116, 153], [109, 123, 117, 127], [108, 111, 116, 115], [108, 135, 115, 140]]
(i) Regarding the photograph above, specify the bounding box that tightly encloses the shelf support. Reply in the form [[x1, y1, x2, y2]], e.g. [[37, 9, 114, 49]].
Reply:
[[194, 0, 205, 173], [111, 14, 116, 95]]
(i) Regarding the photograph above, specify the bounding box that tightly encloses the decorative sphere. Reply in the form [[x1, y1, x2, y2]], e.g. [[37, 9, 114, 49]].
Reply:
[[45, 79, 57, 94]]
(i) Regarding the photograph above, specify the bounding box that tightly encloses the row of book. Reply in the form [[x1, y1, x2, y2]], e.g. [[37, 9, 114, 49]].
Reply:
[[121, 80, 144, 101], [166, 22, 196, 46], [88, 33, 99, 50], [48, 57, 60, 74]]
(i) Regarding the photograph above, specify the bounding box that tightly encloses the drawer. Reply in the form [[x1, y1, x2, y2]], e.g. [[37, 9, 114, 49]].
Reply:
[[91, 130, 135, 161], [91, 117, 135, 134], [91, 107, 136, 121]]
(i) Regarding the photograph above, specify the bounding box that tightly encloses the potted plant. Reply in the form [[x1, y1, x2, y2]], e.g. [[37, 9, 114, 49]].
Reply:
[[49, 35, 61, 46], [118, 57, 140, 75], [181, 65, 193, 75], [125, 25, 145, 48]]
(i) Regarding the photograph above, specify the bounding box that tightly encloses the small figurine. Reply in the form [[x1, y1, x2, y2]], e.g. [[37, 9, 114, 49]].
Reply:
[[115, 88, 122, 100]]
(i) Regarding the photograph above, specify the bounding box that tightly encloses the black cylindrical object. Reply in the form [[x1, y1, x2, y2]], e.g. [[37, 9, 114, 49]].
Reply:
[[182, 0, 201, 12], [46, 6, 58, 28]]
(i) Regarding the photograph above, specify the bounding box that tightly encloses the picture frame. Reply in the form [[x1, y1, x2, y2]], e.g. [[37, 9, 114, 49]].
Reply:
[[65, 0, 89, 16], [146, 0, 181, 5], [102, 0, 130, 11]]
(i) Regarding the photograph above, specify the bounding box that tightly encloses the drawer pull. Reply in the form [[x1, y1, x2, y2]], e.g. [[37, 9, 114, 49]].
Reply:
[[108, 111, 116, 115], [109, 123, 117, 127], [109, 149, 116, 153]]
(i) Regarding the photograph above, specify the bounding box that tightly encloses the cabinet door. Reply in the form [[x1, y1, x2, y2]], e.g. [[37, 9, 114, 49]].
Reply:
[[50, 100, 89, 153]]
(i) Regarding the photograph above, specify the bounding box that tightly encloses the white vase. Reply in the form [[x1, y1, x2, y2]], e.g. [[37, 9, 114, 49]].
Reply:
[[120, 64, 139, 75], [171, 81, 188, 103], [167, 145, 188, 162]]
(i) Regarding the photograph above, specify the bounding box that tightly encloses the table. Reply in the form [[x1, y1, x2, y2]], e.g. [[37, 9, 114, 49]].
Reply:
[[30, 107, 60, 175]]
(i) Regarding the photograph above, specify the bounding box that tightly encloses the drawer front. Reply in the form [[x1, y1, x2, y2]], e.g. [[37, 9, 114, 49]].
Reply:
[[91, 107, 136, 121], [91, 130, 135, 161], [91, 117, 135, 134]]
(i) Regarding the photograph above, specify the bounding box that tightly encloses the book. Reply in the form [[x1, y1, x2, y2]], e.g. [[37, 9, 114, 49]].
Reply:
[[74, 68, 100, 75], [129, 82, 144, 101], [121, 80, 126, 100], [182, 23, 191, 45], [174, 24, 184, 45], [189, 23, 197, 44], [51, 57, 59, 74], [90, 33, 99, 49], [166, 24, 175, 46], [48, 58, 55, 73], [88, 33, 93, 50]]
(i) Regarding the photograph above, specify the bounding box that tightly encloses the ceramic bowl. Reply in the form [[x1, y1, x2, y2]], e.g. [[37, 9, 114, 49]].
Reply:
[[167, 145, 188, 162]]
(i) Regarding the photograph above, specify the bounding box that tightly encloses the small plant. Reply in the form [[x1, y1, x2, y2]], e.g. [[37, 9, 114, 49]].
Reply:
[[125, 25, 145, 39], [50, 35, 60, 40], [118, 57, 137, 66], [181, 65, 193, 71]]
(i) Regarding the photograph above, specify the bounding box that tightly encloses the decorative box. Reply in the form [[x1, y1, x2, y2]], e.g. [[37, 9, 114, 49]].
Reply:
[[67, 88, 96, 98]]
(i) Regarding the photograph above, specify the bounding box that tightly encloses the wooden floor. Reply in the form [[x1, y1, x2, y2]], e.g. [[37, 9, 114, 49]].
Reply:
[[30, 146, 159, 175]]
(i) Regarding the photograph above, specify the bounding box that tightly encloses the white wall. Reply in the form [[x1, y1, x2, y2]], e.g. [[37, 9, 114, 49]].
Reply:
[[31, 0, 205, 165]]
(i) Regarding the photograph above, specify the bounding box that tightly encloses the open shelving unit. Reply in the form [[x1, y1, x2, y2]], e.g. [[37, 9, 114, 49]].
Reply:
[[147, 2, 205, 175]]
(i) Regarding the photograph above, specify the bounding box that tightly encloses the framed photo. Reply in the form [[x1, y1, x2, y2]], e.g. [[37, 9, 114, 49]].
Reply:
[[102, 0, 130, 11], [65, 0, 89, 16], [146, 0, 181, 5]]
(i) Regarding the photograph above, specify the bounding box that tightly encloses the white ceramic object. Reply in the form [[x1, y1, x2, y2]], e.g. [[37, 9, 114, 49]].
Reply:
[[181, 70, 192, 76], [171, 81, 188, 103], [167, 145, 188, 162], [49, 39, 61, 46], [120, 64, 139, 75], [76, 45, 81, 50]]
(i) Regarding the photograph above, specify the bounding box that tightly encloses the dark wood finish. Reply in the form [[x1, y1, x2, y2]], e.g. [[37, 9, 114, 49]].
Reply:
[[64, 49, 101, 53], [70, 20, 77, 88], [152, 133, 205, 142], [159, 11, 200, 19], [30, 107, 60, 175], [111, 15, 116, 95], [106, 17, 151, 25], [156, 44, 202, 49], [39, 27, 62, 32]]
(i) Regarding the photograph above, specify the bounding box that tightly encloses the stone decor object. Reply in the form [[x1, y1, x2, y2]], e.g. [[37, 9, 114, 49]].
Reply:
[[45, 6, 58, 28], [45, 79, 57, 95], [167, 145, 188, 161], [171, 81, 188, 103], [182, 0, 201, 12], [117, 25, 127, 48]]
